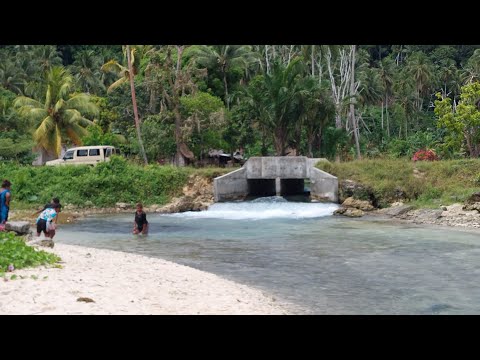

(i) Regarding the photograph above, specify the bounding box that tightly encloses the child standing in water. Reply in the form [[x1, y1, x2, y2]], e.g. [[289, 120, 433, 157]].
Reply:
[[133, 203, 149, 235]]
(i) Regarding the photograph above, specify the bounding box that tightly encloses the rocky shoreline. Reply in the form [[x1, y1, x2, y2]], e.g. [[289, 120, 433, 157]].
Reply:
[[334, 198, 480, 229]]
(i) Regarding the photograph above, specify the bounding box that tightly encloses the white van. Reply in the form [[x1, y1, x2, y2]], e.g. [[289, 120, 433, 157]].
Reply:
[[45, 146, 118, 166]]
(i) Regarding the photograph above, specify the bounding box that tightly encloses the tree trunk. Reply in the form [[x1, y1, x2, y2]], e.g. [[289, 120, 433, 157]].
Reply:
[[126, 45, 148, 165], [274, 127, 286, 156], [349, 45, 361, 160], [386, 95, 390, 138], [173, 105, 185, 167], [381, 101, 384, 131], [223, 70, 229, 110], [307, 133, 314, 158], [174, 46, 186, 167]]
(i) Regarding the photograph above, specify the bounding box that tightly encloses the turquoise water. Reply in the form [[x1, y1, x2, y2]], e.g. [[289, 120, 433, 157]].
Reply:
[[54, 197, 480, 314]]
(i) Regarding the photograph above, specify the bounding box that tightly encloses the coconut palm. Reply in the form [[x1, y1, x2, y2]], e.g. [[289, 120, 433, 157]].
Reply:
[[191, 45, 257, 109], [259, 58, 307, 155], [101, 45, 153, 93], [70, 50, 105, 94], [13, 66, 98, 158], [101, 45, 151, 164], [405, 52, 434, 111], [0, 58, 26, 94]]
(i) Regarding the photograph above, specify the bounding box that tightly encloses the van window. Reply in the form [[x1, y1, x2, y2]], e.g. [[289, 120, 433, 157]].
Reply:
[[77, 149, 88, 157], [89, 149, 100, 156], [105, 148, 112, 157], [64, 151, 74, 160]]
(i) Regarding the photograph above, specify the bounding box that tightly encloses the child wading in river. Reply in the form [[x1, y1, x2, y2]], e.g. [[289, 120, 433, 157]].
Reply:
[[133, 203, 149, 235]]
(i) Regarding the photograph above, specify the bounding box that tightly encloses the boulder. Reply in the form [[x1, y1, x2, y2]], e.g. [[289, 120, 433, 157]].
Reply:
[[463, 202, 480, 212], [115, 202, 129, 210], [5, 221, 31, 235], [333, 207, 364, 217], [376, 205, 414, 217], [465, 192, 480, 204], [342, 197, 374, 211], [339, 180, 376, 204]]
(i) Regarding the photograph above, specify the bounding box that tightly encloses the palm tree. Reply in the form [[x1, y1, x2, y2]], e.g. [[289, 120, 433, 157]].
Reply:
[[191, 45, 257, 109], [101, 45, 153, 93], [300, 79, 335, 157], [462, 49, 480, 84], [405, 52, 434, 111], [13, 66, 98, 159], [101, 45, 151, 164], [0, 58, 25, 94], [378, 57, 395, 137], [70, 50, 105, 94], [259, 58, 307, 155]]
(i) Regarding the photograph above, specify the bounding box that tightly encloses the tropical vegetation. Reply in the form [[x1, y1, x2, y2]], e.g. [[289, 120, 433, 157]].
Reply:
[[2, 45, 480, 165]]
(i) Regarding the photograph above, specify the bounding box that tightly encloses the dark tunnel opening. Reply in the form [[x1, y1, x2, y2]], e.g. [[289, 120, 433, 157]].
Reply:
[[247, 179, 276, 197], [280, 179, 305, 196], [247, 178, 308, 198]]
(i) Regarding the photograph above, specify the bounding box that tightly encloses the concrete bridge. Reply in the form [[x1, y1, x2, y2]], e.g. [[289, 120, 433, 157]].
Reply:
[[213, 156, 338, 202]]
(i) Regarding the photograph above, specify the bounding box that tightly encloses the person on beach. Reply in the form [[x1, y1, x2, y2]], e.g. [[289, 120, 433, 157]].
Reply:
[[133, 202, 149, 235], [36, 203, 61, 239], [0, 180, 12, 225]]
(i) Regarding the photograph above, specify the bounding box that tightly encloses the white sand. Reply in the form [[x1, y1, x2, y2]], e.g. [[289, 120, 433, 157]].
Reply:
[[0, 244, 288, 315]]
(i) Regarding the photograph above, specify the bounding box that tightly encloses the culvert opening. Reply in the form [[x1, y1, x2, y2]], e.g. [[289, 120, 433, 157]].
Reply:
[[247, 179, 276, 197], [280, 179, 306, 196]]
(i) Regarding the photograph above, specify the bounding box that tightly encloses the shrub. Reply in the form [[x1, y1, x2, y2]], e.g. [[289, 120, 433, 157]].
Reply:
[[412, 149, 438, 162], [0, 232, 60, 272]]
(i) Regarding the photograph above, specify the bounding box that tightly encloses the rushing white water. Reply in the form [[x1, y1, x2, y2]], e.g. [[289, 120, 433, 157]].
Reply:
[[167, 196, 340, 220]]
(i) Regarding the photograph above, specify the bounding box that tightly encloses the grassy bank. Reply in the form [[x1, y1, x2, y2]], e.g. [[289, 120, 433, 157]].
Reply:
[[317, 159, 480, 208], [1, 156, 231, 210]]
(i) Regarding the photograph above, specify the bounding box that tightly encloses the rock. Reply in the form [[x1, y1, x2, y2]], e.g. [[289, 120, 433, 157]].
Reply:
[[463, 202, 480, 212], [115, 202, 129, 209], [465, 192, 480, 204], [342, 197, 374, 211], [343, 208, 364, 217], [4, 221, 31, 235], [391, 202, 404, 207], [39, 239, 54, 248], [77, 297, 95, 303], [377, 205, 414, 217], [333, 207, 364, 217], [339, 180, 376, 203]]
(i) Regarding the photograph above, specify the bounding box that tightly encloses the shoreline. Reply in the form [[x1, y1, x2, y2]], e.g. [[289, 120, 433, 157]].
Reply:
[[0, 243, 288, 315]]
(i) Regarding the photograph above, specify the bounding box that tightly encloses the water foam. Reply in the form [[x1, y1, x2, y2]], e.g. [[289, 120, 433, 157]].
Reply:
[[167, 197, 340, 220]]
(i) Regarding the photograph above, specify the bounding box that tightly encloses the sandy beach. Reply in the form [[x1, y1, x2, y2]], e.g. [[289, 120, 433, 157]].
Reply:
[[0, 243, 288, 315]]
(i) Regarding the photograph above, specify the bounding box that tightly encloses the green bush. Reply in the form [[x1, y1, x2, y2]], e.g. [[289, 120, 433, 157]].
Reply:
[[0, 232, 60, 272], [0, 156, 191, 208]]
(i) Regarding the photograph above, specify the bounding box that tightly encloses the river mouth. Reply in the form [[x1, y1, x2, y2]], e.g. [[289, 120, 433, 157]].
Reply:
[[54, 198, 480, 314]]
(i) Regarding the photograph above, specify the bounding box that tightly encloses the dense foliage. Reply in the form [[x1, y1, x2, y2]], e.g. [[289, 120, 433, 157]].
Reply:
[[1, 45, 480, 164], [0, 156, 190, 207]]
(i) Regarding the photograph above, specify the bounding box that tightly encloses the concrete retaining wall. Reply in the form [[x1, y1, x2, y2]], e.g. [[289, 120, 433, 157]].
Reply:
[[213, 167, 248, 202]]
